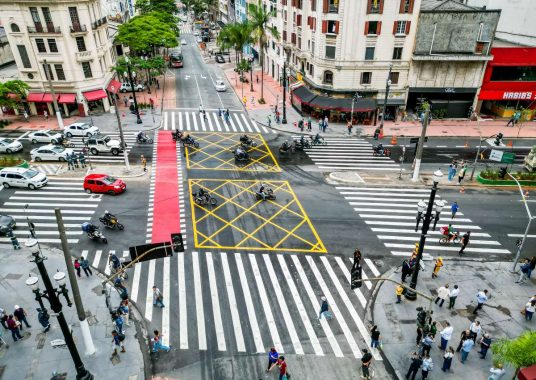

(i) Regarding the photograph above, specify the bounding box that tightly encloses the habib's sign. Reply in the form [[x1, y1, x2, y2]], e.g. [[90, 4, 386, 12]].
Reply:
[[479, 90, 536, 100], [502, 91, 533, 100]]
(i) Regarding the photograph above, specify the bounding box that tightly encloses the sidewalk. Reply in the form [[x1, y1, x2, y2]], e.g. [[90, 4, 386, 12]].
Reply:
[[0, 244, 145, 379], [372, 260, 535, 379]]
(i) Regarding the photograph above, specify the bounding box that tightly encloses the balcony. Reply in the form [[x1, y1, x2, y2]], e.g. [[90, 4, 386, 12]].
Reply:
[[75, 51, 93, 61], [27, 25, 61, 34], [70, 24, 88, 34], [92, 16, 107, 30]]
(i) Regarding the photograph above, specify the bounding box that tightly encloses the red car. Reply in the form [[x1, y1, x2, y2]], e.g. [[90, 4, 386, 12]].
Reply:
[[83, 174, 126, 195]]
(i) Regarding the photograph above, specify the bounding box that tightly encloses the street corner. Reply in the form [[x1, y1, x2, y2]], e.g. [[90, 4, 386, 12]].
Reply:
[[188, 179, 327, 253], [184, 132, 281, 172]]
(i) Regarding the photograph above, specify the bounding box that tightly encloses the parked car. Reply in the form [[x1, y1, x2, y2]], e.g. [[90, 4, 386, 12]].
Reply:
[[64, 122, 100, 138], [120, 82, 145, 92], [0, 214, 16, 233], [0, 138, 23, 153], [215, 54, 225, 63], [86, 134, 124, 155], [214, 79, 226, 92], [0, 167, 48, 189], [31, 145, 74, 162], [83, 174, 126, 195], [181, 39, 187, 45], [28, 130, 64, 144]]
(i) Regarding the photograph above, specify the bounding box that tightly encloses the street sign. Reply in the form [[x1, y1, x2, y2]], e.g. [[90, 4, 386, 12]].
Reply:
[[501, 152, 516, 164], [489, 149, 503, 162]]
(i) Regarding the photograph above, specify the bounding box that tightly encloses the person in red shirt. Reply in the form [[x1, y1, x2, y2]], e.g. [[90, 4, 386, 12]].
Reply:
[[277, 356, 288, 380]]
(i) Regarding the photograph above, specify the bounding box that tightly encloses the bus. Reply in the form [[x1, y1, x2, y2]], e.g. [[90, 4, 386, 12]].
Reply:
[[169, 50, 183, 68]]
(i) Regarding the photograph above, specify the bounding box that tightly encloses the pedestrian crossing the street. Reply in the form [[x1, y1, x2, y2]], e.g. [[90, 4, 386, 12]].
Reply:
[[0, 178, 103, 244], [336, 186, 511, 257], [294, 137, 401, 171], [162, 110, 275, 134], [81, 249, 382, 359]]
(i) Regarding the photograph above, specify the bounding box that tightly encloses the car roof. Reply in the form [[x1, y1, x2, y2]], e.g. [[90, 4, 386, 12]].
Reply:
[[84, 173, 116, 180], [67, 122, 87, 127], [0, 167, 30, 173]]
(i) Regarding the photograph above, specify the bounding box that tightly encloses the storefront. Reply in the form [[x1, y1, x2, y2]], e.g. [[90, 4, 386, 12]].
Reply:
[[24, 92, 79, 117], [407, 87, 477, 119], [477, 47, 536, 120], [82, 89, 109, 116]]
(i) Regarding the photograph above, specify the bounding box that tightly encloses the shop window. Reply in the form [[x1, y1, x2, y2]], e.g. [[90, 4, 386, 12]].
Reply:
[[490, 66, 536, 82], [82, 62, 92, 78], [361, 72, 371, 84], [392, 47, 403, 60], [323, 70, 333, 84], [389, 72, 399, 85], [325, 45, 336, 59], [365, 47, 375, 60], [10, 23, 20, 33], [36, 38, 47, 53]]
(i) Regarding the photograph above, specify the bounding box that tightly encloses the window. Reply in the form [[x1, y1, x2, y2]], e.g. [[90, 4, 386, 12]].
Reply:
[[69, 7, 80, 28], [366, 21, 379, 35], [365, 47, 375, 60], [30, 7, 41, 25], [392, 47, 403, 60], [327, 20, 339, 34], [325, 45, 336, 59], [17, 45, 31, 68], [41, 7, 54, 31], [47, 39, 58, 53], [394, 20, 411, 35], [389, 72, 399, 85], [10, 24, 20, 33], [36, 38, 47, 53], [309, 64, 314, 76], [323, 70, 333, 84], [490, 66, 536, 82], [399, 0, 414, 13], [82, 62, 92, 78], [54, 64, 66, 80], [76, 37, 87, 52], [361, 72, 371, 84], [367, 0, 383, 14], [328, 0, 339, 13], [43, 63, 54, 80]]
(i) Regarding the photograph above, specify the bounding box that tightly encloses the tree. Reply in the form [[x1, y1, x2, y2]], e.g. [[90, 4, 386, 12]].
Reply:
[[491, 331, 536, 379], [248, 0, 279, 104], [117, 12, 177, 54], [135, 0, 177, 15], [217, 22, 252, 68], [0, 80, 29, 109], [113, 56, 165, 85]]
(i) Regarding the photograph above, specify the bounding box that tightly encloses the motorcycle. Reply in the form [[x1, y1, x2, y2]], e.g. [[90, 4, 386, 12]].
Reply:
[[310, 136, 327, 146], [99, 215, 125, 230], [293, 137, 311, 151], [172, 130, 183, 142], [279, 141, 295, 156], [239, 136, 257, 148], [372, 146, 391, 157], [439, 231, 461, 245], [183, 136, 200, 148], [87, 229, 108, 244], [192, 190, 217, 206], [56, 137, 74, 148], [137, 135, 153, 144], [255, 188, 276, 201], [233, 148, 250, 162]]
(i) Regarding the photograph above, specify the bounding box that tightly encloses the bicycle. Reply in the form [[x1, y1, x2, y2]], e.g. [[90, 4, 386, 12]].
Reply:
[[439, 234, 461, 245]]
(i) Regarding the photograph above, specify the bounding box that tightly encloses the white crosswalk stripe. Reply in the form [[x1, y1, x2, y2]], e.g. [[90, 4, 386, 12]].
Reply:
[[293, 136, 400, 171], [336, 186, 511, 257], [163, 110, 276, 133], [0, 178, 102, 244], [67, 133, 137, 164], [179, 24, 192, 34], [30, 164, 62, 175]]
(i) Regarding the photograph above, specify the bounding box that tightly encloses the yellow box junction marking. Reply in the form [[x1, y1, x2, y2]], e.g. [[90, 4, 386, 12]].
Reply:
[[188, 179, 326, 253], [184, 132, 280, 172]]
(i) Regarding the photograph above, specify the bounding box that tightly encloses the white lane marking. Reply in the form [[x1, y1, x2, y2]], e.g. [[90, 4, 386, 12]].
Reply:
[[384, 243, 510, 254], [171, 111, 175, 131], [162, 256, 170, 345], [206, 252, 226, 351], [178, 112, 183, 131], [233, 113, 245, 132], [228, 114, 237, 132], [234, 252, 264, 353], [192, 251, 207, 350], [221, 252, 246, 352], [144, 259, 156, 321], [10, 196, 100, 202], [163, 112, 168, 130], [370, 227, 490, 237], [377, 235, 501, 245], [92, 250, 102, 269], [336, 187, 432, 192], [5, 202, 98, 208], [177, 252, 188, 349], [507, 234, 536, 238], [192, 112, 199, 131], [319, 166, 401, 171], [130, 262, 142, 303], [364, 258, 381, 277], [185, 112, 191, 131], [15, 131, 30, 141], [334, 257, 367, 309], [104, 250, 113, 275], [206, 112, 214, 131]]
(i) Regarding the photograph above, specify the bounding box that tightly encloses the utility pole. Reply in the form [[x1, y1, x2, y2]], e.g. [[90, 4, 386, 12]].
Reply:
[[55, 209, 95, 356], [379, 64, 392, 130], [412, 107, 430, 182], [111, 96, 130, 171], [43, 59, 64, 129], [282, 60, 287, 124]]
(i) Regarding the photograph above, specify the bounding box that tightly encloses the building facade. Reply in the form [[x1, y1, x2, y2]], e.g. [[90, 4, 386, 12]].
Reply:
[[0, 27, 15, 67], [0, 0, 117, 117]]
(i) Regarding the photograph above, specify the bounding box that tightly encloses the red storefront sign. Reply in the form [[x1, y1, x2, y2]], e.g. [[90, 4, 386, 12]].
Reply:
[[479, 90, 536, 100]]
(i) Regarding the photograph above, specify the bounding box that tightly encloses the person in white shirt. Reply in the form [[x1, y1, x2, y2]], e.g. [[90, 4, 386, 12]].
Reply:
[[469, 320, 481, 342], [488, 364, 506, 380], [435, 284, 450, 307], [439, 321, 453, 351], [448, 284, 460, 309]]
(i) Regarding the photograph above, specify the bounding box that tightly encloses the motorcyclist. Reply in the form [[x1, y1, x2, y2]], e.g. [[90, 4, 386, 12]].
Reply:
[[376, 143, 384, 155], [137, 131, 147, 143], [235, 146, 248, 160], [257, 183, 267, 201], [102, 210, 116, 226], [197, 187, 209, 202], [87, 223, 98, 235], [280, 141, 290, 152], [313, 133, 323, 144], [109, 252, 121, 270], [240, 134, 251, 145]]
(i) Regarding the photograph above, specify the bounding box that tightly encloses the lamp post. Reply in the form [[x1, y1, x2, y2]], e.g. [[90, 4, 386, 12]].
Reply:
[[350, 91, 362, 126], [124, 56, 142, 124], [379, 64, 393, 130], [405, 169, 444, 301], [282, 60, 287, 124], [415, 199, 445, 232], [25, 239, 93, 380], [248, 57, 254, 92]]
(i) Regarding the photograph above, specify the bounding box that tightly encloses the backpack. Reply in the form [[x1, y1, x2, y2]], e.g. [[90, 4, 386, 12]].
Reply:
[[118, 333, 125, 342]]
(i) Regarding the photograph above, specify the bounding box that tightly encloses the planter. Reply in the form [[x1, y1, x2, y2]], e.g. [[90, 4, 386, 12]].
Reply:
[[476, 174, 536, 186], [0, 159, 29, 170]]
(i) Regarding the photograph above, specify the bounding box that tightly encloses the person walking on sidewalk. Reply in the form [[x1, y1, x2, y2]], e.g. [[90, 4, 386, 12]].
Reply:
[[153, 286, 164, 308], [361, 349, 373, 379], [460, 337, 475, 363], [416, 326, 424, 347], [277, 356, 288, 380], [456, 329, 471, 352], [370, 325, 381, 349], [478, 333, 492, 358], [110, 330, 125, 358], [396, 284, 404, 303], [14, 305, 31, 329], [421, 354, 433, 379], [435, 284, 450, 307], [448, 161, 458, 181], [448, 284, 460, 309], [451, 201, 459, 219], [307, 117, 312, 131], [119, 300, 130, 326], [347, 121, 353, 136], [473, 290, 489, 314], [123, 96, 128, 107], [152, 330, 171, 353], [469, 320, 482, 342], [266, 347, 279, 372], [458, 164, 467, 184], [524, 299, 536, 321], [141, 155, 147, 172], [442, 346, 455, 372], [488, 364, 506, 380], [432, 257, 444, 278], [112, 312, 125, 335], [405, 352, 423, 380], [318, 296, 331, 320], [37, 308, 50, 332], [74, 259, 81, 277], [420, 333, 434, 356], [7, 314, 22, 341], [80, 256, 92, 277], [439, 321, 453, 351], [459, 232, 471, 255], [323, 116, 329, 132], [43, 110, 48, 121], [516, 258, 531, 283], [0, 308, 8, 329], [401, 259, 413, 283], [506, 115, 516, 127]]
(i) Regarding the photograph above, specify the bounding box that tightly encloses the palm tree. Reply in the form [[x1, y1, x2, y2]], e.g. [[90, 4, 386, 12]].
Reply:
[[217, 22, 252, 69], [248, 0, 279, 104]]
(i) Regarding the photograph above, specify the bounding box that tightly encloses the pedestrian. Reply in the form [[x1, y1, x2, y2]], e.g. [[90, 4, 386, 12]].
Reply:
[[202, 109, 207, 120], [36, 308, 50, 332], [129, 96, 134, 107], [448, 161, 458, 181], [112, 312, 124, 335], [456, 329, 470, 352], [318, 296, 331, 320], [516, 258, 531, 283], [298, 119, 304, 132], [323, 116, 328, 131], [110, 330, 125, 358], [218, 108, 222, 117], [524, 299, 536, 321], [347, 121, 352, 135], [478, 333, 492, 358], [421, 353, 433, 379], [460, 336, 475, 363], [429, 321, 437, 339], [242, 96, 247, 106], [267, 115, 272, 127], [528, 256, 536, 278], [141, 154, 147, 172], [74, 259, 81, 277], [451, 201, 459, 219], [80, 256, 92, 276], [473, 289, 488, 314], [442, 346, 455, 372], [277, 355, 288, 380], [458, 164, 467, 184], [318, 119, 323, 132], [66, 153, 73, 170], [0, 308, 8, 329], [149, 98, 154, 109], [352, 248, 362, 271], [506, 115, 515, 127], [361, 349, 373, 379], [266, 347, 279, 372], [432, 257, 443, 278], [123, 96, 128, 107], [435, 283, 450, 307], [153, 286, 164, 308], [44, 110, 48, 120], [307, 117, 312, 131], [401, 259, 412, 283], [459, 232, 471, 255], [405, 352, 423, 380], [370, 325, 381, 349], [156, 79, 160, 89], [6, 314, 22, 341], [152, 330, 171, 353], [416, 326, 424, 346], [420, 333, 434, 356], [14, 305, 31, 329], [488, 364, 506, 380], [256, 74, 259, 83], [23, 110, 29, 121], [72, 153, 79, 168], [448, 284, 460, 309], [373, 127, 380, 140], [439, 321, 453, 350], [469, 320, 481, 342], [396, 284, 404, 303], [118, 300, 130, 326], [78, 152, 86, 168], [199, 104, 204, 114]]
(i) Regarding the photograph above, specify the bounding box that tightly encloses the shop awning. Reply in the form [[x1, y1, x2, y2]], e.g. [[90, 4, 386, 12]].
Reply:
[[42, 93, 55, 102], [106, 79, 121, 94], [292, 85, 317, 104], [26, 93, 45, 102], [311, 95, 376, 112], [58, 93, 77, 104], [83, 89, 107, 102], [386, 98, 406, 106]]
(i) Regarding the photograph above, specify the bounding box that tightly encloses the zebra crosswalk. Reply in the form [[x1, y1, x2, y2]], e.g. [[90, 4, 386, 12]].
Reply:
[[80, 249, 382, 359], [0, 178, 103, 244], [162, 110, 275, 134], [179, 24, 192, 34], [30, 164, 62, 175], [68, 133, 137, 164], [337, 186, 510, 257], [296, 137, 400, 171]]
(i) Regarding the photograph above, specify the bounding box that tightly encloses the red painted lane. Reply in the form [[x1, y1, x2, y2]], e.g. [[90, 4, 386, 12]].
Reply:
[[152, 131, 181, 242]]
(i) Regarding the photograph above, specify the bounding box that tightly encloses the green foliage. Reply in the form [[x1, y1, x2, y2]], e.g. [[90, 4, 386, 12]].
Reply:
[[117, 12, 178, 52], [491, 331, 536, 373], [217, 22, 253, 68], [112, 56, 165, 81], [0, 155, 25, 167], [0, 80, 29, 109], [136, 0, 177, 14], [480, 169, 536, 181]]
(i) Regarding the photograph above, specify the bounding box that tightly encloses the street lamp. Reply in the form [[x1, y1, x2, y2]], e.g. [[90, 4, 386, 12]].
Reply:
[[25, 239, 93, 380], [350, 92, 362, 127], [248, 57, 254, 92], [379, 64, 393, 130], [405, 169, 444, 301], [415, 199, 445, 232], [123, 56, 142, 124]]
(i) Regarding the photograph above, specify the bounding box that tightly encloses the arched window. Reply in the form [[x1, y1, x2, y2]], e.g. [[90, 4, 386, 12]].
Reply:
[[323, 70, 333, 85], [10, 23, 20, 33]]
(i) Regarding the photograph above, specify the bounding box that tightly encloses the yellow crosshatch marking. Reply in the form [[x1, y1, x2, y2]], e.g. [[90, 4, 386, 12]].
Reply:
[[188, 179, 326, 253], [184, 132, 281, 172]]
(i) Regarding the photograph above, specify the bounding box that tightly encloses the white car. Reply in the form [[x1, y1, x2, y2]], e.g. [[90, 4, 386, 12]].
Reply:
[[31, 145, 74, 162], [214, 79, 226, 92], [64, 122, 100, 138], [0, 167, 48, 189], [28, 130, 64, 144], [0, 138, 23, 153], [193, 31, 199, 36], [181, 39, 187, 45], [120, 82, 145, 92]]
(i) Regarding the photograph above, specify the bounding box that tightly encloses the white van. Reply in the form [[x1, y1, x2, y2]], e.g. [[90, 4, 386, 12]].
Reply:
[[0, 167, 48, 189]]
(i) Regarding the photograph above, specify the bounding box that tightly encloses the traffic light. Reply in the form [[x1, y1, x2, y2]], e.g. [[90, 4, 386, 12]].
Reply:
[[498, 166, 507, 179], [171, 233, 184, 253], [494, 133, 503, 146], [351, 265, 363, 289]]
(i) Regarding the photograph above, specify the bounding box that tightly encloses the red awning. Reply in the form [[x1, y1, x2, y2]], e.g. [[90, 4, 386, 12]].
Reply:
[[106, 79, 121, 94], [27, 93, 45, 102], [42, 93, 55, 102], [58, 93, 77, 104], [83, 89, 108, 102]]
